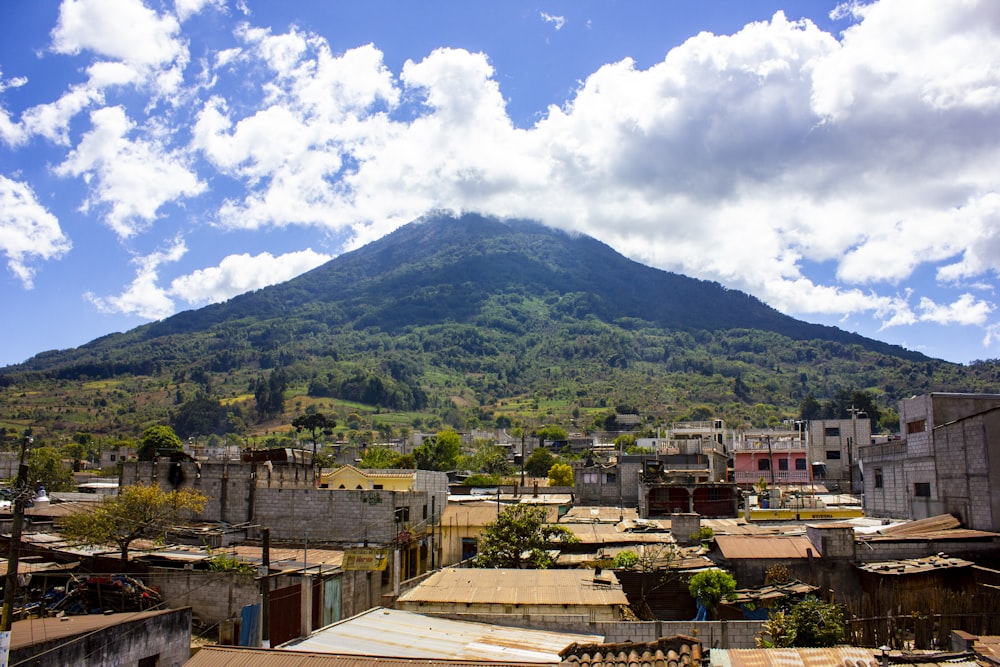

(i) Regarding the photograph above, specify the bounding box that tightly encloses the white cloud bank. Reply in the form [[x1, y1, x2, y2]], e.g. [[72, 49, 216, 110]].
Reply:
[[0, 176, 71, 287], [3, 0, 1000, 349]]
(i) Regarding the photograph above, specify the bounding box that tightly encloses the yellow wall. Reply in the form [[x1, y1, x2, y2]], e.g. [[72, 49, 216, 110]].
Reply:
[[322, 465, 414, 491]]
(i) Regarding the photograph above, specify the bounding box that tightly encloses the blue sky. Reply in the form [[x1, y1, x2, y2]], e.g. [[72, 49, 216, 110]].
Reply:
[[2, 0, 999, 368]]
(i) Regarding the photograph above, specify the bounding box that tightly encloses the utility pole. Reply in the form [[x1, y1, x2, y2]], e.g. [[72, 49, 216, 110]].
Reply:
[[2, 436, 32, 631], [260, 527, 270, 648]]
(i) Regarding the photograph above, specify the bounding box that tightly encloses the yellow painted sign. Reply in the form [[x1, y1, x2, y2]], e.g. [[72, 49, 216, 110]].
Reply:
[[343, 548, 389, 571]]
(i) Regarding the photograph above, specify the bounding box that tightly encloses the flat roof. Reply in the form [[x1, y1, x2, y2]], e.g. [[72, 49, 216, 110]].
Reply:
[[282, 607, 602, 662], [9, 608, 186, 650], [396, 568, 628, 607], [857, 554, 974, 576]]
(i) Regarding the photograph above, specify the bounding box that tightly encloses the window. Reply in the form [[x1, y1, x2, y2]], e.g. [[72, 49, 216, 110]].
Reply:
[[826, 450, 841, 460], [423, 504, 428, 519], [874, 468, 883, 489], [372, 484, 383, 490], [914, 482, 931, 497], [795, 458, 807, 471], [109, 454, 116, 461], [707, 487, 725, 501], [907, 419, 926, 434], [583, 472, 599, 484], [824, 427, 840, 437], [778, 459, 789, 471], [757, 459, 771, 471], [602, 473, 616, 484], [394, 507, 410, 523]]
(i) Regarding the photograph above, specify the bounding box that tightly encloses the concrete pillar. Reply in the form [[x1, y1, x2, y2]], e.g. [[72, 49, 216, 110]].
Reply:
[[300, 573, 313, 638]]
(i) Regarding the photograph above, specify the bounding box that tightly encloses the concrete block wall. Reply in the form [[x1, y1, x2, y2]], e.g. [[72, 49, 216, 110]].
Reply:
[[144, 569, 265, 625], [254, 488, 430, 543], [855, 537, 1000, 563], [425, 612, 764, 649], [807, 525, 855, 559], [10, 608, 192, 667]]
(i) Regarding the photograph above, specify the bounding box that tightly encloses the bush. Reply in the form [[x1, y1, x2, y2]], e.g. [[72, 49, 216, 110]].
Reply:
[[613, 550, 639, 569]]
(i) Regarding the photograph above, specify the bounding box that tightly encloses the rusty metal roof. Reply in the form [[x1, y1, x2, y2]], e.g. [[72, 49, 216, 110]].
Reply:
[[396, 568, 628, 607], [282, 607, 601, 662], [564, 523, 675, 545], [715, 535, 820, 560], [188, 646, 555, 667], [711, 647, 987, 667]]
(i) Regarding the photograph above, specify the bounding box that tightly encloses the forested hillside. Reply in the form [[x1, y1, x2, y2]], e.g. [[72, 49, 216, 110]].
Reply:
[[3, 213, 999, 450]]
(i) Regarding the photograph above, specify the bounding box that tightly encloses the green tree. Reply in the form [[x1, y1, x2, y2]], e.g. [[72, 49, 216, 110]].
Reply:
[[358, 446, 404, 469], [524, 447, 556, 477], [61, 484, 207, 562], [688, 569, 737, 619], [613, 550, 639, 569], [292, 412, 337, 456], [758, 597, 846, 647], [534, 424, 567, 445], [253, 369, 287, 420], [472, 504, 577, 568], [27, 446, 74, 492], [414, 429, 461, 471], [785, 597, 846, 647], [136, 425, 183, 461], [461, 440, 511, 475], [548, 462, 574, 486]]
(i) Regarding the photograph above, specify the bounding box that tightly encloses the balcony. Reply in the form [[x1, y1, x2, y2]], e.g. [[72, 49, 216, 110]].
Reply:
[[730, 439, 805, 452], [734, 470, 811, 485]]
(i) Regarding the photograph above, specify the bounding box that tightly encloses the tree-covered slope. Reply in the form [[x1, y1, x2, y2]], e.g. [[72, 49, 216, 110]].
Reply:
[[2, 212, 998, 442]]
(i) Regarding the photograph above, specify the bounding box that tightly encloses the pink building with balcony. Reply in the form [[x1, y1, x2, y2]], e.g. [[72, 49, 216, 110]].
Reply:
[[732, 430, 810, 488]]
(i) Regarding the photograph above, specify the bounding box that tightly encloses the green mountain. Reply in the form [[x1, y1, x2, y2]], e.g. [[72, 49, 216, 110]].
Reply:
[[2, 212, 998, 442]]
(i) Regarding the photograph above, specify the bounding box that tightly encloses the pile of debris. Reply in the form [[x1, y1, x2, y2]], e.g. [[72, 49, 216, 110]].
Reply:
[[34, 574, 162, 616]]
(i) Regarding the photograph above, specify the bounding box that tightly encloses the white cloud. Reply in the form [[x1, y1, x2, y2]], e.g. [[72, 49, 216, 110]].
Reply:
[[169, 249, 332, 305], [8, 0, 1000, 354], [174, 0, 225, 23], [55, 106, 205, 238], [917, 293, 994, 326], [86, 238, 186, 319], [0, 176, 72, 288], [541, 12, 566, 30], [182, 3, 1000, 345], [51, 0, 185, 68], [88, 245, 332, 318]]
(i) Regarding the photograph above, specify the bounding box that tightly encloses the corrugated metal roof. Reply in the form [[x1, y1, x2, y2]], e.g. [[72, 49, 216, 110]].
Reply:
[[281, 607, 601, 662], [560, 507, 639, 524], [715, 535, 820, 560], [857, 555, 973, 575], [564, 523, 674, 545], [396, 569, 628, 607], [711, 647, 985, 667], [187, 645, 556, 667], [712, 647, 882, 667]]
